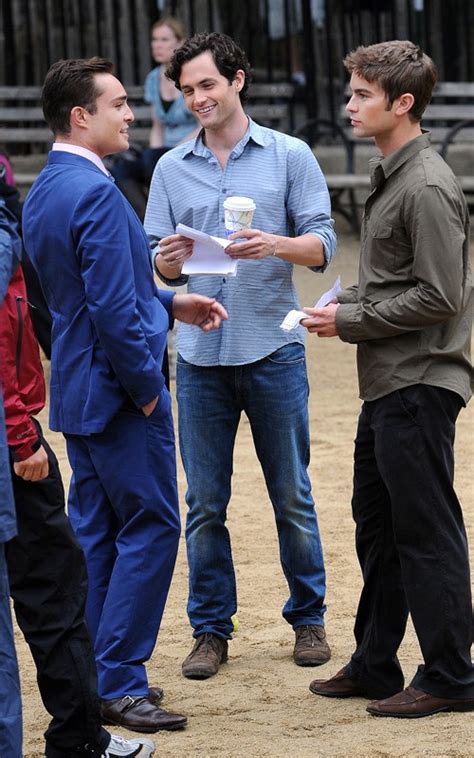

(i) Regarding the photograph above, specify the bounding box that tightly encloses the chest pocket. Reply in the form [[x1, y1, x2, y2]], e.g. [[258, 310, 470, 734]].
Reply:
[[370, 220, 392, 239], [367, 217, 411, 274]]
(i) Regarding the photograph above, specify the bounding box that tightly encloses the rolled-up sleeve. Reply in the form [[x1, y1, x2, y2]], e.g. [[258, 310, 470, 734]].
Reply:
[[287, 141, 336, 271]]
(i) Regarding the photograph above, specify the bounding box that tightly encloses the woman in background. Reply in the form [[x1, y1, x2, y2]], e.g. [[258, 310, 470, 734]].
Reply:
[[111, 17, 197, 218]]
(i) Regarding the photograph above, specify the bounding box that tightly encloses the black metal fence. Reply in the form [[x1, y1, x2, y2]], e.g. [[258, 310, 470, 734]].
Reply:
[[1, 0, 473, 125]]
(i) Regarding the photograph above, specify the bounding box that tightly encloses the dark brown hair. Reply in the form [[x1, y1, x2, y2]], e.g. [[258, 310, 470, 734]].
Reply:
[[42, 57, 114, 136], [343, 40, 437, 122], [166, 32, 252, 103]]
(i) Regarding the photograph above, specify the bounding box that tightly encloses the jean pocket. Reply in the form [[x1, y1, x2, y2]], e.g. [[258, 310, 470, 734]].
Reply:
[[266, 342, 305, 365], [176, 352, 191, 367], [396, 387, 420, 423]]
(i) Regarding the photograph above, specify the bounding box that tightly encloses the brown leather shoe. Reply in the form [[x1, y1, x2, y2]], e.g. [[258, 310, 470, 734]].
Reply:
[[294, 624, 331, 666], [101, 695, 187, 733], [367, 686, 474, 718], [182, 633, 228, 679], [148, 686, 164, 705], [309, 666, 368, 698]]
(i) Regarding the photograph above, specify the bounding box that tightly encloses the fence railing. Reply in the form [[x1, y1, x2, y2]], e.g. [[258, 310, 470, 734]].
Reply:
[[0, 0, 472, 128]]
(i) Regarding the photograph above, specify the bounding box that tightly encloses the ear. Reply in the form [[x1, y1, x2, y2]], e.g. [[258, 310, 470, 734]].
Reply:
[[70, 105, 90, 130], [233, 69, 245, 92], [395, 93, 415, 116]]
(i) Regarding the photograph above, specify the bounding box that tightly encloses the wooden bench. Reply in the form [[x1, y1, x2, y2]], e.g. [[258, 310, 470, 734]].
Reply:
[[0, 80, 294, 153], [0, 86, 49, 145], [294, 82, 474, 229], [339, 81, 474, 151]]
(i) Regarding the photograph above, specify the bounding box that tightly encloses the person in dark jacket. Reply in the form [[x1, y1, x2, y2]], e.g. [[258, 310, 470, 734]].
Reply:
[[0, 195, 22, 758], [0, 196, 155, 757], [0, 157, 52, 358]]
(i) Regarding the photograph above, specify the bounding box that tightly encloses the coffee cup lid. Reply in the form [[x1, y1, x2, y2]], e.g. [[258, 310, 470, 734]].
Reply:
[[223, 196, 256, 211]]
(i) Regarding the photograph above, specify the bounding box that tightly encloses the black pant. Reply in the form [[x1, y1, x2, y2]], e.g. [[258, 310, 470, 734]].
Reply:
[[6, 427, 110, 757], [346, 385, 474, 700]]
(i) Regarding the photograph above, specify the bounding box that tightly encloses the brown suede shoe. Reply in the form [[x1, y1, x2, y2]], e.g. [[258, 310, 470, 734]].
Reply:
[[294, 624, 331, 666], [182, 633, 228, 679], [101, 695, 187, 733], [148, 686, 164, 705], [309, 665, 368, 698], [367, 686, 474, 718]]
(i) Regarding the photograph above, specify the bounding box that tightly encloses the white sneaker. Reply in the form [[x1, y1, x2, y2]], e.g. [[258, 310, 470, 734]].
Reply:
[[104, 733, 155, 757]]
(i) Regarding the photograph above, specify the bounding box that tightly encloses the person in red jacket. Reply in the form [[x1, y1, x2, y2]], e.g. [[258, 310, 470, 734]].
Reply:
[[0, 237, 47, 477], [0, 197, 155, 757]]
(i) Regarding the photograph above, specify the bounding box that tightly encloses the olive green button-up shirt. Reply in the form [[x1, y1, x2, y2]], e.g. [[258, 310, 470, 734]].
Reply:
[[336, 132, 472, 404]]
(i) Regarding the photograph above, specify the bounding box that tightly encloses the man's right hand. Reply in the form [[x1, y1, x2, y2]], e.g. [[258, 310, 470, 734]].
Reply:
[[156, 234, 194, 276], [13, 445, 49, 481], [142, 395, 159, 417]]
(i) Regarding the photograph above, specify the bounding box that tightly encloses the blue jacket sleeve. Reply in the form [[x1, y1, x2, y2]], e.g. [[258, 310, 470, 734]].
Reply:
[[0, 201, 22, 301], [0, 203, 18, 540]]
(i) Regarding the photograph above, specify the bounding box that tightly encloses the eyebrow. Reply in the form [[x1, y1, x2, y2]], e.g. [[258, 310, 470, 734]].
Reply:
[[182, 78, 216, 89], [110, 94, 128, 104], [351, 87, 373, 96]]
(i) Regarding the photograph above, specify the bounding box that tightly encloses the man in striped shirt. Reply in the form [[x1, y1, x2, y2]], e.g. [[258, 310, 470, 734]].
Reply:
[[145, 32, 337, 680]]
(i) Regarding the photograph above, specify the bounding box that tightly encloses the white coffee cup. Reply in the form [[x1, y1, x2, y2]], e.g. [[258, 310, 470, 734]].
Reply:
[[223, 196, 256, 238]]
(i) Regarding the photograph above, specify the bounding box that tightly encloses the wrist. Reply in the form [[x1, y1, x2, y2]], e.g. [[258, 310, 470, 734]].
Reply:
[[156, 253, 182, 277], [271, 236, 279, 257]]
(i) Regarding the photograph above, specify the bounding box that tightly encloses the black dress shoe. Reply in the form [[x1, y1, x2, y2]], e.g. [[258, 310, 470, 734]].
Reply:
[[101, 695, 187, 733], [148, 686, 164, 705]]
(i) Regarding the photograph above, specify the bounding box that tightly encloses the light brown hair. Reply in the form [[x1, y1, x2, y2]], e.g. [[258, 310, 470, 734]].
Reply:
[[343, 40, 437, 122], [151, 16, 187, 42]]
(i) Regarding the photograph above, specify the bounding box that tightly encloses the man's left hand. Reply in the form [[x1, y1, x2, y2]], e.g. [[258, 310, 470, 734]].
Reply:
[[173, 294, 228, 331], [226, 229, 277, 259], [300, 303, 340, 337]]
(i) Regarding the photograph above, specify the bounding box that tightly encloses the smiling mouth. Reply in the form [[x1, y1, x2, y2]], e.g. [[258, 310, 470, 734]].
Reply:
[[196, 105, 216, 115]]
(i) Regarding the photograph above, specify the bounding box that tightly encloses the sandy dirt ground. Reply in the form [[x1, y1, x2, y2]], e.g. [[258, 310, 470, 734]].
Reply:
[[17, 229, 473, 757]]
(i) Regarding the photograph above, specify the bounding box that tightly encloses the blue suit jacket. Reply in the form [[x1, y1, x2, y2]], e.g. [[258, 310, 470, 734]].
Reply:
[[23, 152, 174, 434]]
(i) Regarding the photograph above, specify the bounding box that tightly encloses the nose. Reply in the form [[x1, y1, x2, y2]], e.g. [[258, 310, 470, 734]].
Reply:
[[193, 89, 207, 106], [346, 95, 356, 113], [125, 104, 135, 123]]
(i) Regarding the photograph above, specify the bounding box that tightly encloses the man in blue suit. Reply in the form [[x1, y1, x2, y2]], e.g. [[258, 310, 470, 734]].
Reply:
[[23, 57, 227, 735]]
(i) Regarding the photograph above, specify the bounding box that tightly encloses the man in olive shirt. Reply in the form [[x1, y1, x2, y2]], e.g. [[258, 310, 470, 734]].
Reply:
[[302, 40, 473, 718]]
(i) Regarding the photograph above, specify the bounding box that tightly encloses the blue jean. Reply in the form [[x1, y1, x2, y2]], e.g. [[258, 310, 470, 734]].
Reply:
[[176, 343, 326, 639], [0, 544, 22, 758]]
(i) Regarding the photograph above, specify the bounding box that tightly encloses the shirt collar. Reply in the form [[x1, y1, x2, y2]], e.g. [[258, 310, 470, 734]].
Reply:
[[52, 143, 109, 175], [369, 131, 432, 185], [181, 117, 267, 160]]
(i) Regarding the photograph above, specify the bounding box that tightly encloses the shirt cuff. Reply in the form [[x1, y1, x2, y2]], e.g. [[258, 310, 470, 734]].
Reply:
[[153, 252, 189, 287]]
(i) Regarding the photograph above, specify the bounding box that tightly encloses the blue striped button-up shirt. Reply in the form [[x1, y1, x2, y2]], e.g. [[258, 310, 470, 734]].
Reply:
[[144, 118, 336, 366]]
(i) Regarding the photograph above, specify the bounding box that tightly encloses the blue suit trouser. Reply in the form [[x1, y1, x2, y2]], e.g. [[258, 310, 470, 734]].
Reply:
[[66, 387, 180, 699]]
